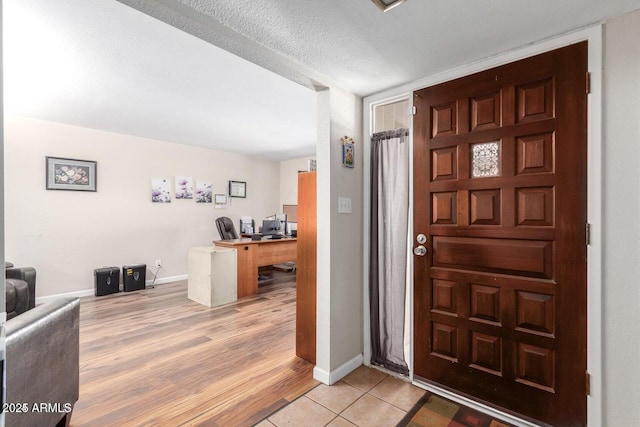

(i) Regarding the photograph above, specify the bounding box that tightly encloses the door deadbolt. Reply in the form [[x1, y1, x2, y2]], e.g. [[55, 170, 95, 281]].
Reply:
[[413, 245, 427, 256], [416, 234, 427, 244]]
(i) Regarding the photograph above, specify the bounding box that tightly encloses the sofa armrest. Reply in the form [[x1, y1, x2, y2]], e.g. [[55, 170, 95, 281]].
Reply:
[[6, 297, 80, 427], [6, 267, 36, 310], [5, 279, 30, 320]]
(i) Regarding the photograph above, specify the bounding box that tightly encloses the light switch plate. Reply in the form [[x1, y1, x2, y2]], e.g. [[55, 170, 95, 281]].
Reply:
[[338, 197, 352, 214]]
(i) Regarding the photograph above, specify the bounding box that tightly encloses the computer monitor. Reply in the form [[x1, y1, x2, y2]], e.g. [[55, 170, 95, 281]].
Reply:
[[274, 213, 287, 235], [261, 219, 280, 237]]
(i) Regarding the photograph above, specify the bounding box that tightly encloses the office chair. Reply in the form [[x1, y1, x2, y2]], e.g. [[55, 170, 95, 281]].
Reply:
[[216, 216, 239, 240]]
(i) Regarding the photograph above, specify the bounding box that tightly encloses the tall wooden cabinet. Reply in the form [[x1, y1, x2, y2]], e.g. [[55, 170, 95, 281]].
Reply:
[[296, 172, 316, 364]]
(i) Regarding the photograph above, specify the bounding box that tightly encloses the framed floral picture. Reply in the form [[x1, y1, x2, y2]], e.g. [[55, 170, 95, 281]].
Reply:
[[151, 178, 171, 203], [195, 180, 213, 203], [46, 156, 97, 191], [175, 176, 194, 199]]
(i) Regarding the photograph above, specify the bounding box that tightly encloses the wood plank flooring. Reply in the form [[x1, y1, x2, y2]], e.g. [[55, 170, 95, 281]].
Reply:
[[71, 271, 318, 426]]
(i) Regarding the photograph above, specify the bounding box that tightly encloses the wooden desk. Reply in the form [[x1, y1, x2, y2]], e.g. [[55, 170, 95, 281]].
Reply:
[[213, 237, 297, 297]]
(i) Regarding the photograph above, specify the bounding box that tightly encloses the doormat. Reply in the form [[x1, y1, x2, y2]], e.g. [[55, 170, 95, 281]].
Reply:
[[396, 392, 516, 427]]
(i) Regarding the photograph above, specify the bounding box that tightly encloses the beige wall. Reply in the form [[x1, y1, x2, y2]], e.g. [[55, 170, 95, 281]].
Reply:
[[602, 9, 640, 425], [279, 156, 315, 208], [4, 116, 282, 298]]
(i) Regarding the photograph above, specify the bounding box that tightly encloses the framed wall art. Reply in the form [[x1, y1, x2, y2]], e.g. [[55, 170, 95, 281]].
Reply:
[[341, 136, 354, 168], [151, 178, 171, 203], [196, 180, 213, 203], [175, 176, 194, 199], [214, 194, 228, 208], [46, 156, 97, 191], [228, 180, 246, 198]]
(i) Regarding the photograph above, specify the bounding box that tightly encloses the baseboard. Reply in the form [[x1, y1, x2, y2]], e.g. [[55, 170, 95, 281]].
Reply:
[[36, 289, 95, 304], [35, 274, 188, 305], [148, 274, 188, 286], [313, 353, 363, 385]]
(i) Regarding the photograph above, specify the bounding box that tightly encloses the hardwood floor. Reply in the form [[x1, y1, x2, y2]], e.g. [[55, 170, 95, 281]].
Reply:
[[71, 271, 318, 427]]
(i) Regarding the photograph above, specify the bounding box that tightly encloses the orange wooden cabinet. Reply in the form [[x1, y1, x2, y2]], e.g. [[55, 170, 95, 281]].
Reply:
[[296, 172, 316, 364]]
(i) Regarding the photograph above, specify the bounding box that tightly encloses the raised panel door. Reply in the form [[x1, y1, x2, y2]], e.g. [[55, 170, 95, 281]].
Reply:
[[413, 42, 587, 426]]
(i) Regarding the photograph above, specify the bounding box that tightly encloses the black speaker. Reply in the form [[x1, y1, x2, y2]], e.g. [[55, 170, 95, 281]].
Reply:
[[94, 267, 120, 296], [122, 264, 146, 292]]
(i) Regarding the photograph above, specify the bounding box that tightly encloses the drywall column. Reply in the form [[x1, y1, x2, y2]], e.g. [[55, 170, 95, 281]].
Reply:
[[315, 86, 364, 384], [602, 10, 640, 425]]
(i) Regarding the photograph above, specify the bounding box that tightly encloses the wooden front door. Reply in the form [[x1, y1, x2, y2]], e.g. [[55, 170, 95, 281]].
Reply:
[[413, 42, 588, 426]]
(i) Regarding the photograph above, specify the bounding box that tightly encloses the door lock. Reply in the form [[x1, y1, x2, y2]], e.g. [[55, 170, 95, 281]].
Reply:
[[416, 234, 428, 244], [413, 245, 427, 256]]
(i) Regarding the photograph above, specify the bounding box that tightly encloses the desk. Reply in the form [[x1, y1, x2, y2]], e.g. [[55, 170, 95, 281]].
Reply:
[[213, 237, 297, 297]]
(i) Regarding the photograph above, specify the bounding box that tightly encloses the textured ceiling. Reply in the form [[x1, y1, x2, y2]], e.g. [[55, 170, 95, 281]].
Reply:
[[121, 0, 640, 95], [4, 0, 318, 160], [5, 0, 640, 160]]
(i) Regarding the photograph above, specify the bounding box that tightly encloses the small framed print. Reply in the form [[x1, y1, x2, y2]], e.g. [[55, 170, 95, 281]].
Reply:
[[229, 180, 246, 198], [342, 142, 354, 168], [46, 156, 97, 191]]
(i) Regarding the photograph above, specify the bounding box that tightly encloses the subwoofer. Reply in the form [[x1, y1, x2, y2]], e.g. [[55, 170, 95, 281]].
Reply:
[[122, 264, 146, 292], [94, 266, 120, 296]]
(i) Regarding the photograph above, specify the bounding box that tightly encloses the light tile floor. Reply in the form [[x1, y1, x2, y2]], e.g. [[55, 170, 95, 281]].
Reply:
[[256, 365, 425, 427]]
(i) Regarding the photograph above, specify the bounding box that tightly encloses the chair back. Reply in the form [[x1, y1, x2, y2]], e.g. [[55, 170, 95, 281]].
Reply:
[[216, 216, 239, 240]]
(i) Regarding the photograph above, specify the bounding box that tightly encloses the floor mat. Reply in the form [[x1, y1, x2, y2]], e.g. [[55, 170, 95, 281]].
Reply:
[[397, 392, 516, 427]]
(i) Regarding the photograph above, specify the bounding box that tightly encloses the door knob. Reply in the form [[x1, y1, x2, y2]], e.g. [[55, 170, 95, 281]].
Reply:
[[413, 246, 427, 256]]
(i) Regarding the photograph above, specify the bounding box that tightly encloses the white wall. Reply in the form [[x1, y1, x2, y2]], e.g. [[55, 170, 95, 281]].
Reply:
[[602, 9, 640, 425], [316, 89, 332, 379], [1, 6, 6, 425], [0, 2, 5, 312], [4, 116, 281, 298], [315, 85, 364, 383], [328, 87, 363, 372]]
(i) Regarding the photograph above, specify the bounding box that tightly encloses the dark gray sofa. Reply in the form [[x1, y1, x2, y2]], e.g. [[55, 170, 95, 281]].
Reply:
[[6, 265, 36, 312], [5, 297, 80, 427], [6, 278, 30, 320]]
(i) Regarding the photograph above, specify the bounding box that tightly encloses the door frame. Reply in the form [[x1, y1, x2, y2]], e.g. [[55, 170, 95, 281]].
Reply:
[[362, 24, 603, 426]]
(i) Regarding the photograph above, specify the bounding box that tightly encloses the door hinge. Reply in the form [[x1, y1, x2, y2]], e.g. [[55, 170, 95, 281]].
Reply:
[[586, 72, 591, 94], [411, 106, 417, 115], [586, 223, 591, 245], [586, 372, 591, 396]]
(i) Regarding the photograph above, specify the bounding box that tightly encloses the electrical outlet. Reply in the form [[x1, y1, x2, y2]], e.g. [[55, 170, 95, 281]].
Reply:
[[155, 259, 162, 269]]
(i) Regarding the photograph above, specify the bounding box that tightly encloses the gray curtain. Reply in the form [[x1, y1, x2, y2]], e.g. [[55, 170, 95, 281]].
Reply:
[[370, 128, 409, 375]]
